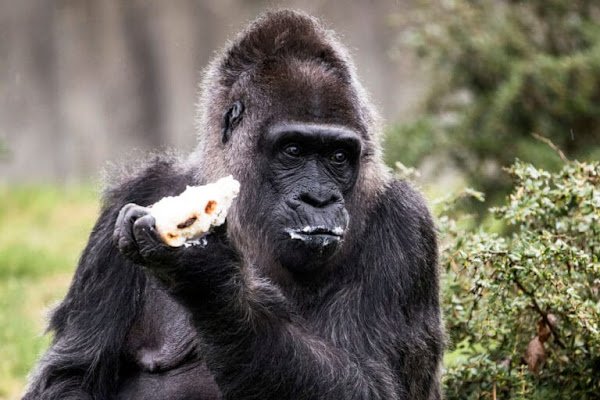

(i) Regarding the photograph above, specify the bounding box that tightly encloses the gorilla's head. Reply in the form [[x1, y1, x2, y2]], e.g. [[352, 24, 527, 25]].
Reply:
[[193, 10, 388, 279]]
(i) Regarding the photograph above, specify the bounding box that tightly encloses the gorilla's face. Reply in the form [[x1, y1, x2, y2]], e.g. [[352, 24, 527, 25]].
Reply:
[[218, 58, 366, 275], [258, 122, 361, 274]]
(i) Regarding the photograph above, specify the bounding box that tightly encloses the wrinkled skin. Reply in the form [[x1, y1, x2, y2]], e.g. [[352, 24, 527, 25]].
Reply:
[[23, 10, 443, 400]]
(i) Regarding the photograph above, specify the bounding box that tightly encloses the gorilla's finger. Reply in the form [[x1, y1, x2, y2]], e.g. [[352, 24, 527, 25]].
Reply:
[[114, 204, 147, 241], [115, 204, 149, 263], [132, 214, 158, 243], [133, 214, 176, 264]]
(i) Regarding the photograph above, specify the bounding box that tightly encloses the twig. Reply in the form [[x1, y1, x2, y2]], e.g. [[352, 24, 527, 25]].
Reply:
[[532, 132, 569, 163], [513, 275, 566, 349]]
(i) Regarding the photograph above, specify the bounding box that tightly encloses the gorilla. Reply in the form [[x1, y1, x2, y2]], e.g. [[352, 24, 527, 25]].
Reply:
[[24, 10, 443, 400]]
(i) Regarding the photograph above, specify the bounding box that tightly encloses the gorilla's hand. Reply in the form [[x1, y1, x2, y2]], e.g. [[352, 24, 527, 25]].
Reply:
[[113, 202, 242, 320], [113, 203, 229, 269], [114, 203, 174, 266]]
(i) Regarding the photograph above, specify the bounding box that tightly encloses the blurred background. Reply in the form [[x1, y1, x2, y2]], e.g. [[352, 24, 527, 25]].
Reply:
[[1, 1, 598, 399], [0, 0, 426, 183]]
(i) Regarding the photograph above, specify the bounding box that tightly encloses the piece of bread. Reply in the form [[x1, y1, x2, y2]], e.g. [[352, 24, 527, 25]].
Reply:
[[149, 175, 240, 247]]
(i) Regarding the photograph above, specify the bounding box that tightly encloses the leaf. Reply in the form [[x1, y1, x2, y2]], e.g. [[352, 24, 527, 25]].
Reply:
[[524, 336, 546, 375]]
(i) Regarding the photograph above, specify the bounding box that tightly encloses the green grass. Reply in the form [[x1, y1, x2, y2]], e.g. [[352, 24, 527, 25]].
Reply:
[[0, 185, 98, 400]]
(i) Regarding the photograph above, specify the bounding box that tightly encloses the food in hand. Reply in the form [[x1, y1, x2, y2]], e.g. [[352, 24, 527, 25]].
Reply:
[[149, 175, 240, 247]]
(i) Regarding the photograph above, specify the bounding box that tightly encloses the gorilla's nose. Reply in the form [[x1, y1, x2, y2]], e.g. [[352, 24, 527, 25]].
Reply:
[[299, 190, 341, 209]]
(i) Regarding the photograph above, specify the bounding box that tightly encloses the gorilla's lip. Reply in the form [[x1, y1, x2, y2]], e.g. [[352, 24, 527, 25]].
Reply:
[[285, 226, 344, 241]]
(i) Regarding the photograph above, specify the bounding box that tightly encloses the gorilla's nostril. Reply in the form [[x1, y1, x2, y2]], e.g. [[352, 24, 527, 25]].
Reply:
[[299, 192, 338, 208]]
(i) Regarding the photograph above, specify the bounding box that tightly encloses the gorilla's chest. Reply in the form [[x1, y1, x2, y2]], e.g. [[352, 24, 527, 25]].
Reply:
[[126, 281, 198, 371], [120, 281, 221, 399], [289, 284, 381, 353]]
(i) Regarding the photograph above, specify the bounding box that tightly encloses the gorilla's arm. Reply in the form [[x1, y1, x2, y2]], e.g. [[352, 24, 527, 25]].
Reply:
[[117, 180, 443, 400], [23, 208, 144, 400], [382, 181, 444, 400], [23, 158, 193, 400]]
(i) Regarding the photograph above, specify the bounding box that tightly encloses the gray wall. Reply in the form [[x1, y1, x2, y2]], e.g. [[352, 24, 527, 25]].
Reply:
[[0, 0, 425, 183]]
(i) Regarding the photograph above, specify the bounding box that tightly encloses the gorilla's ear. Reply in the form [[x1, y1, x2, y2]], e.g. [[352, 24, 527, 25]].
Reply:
[[222, 100, 244, 144]]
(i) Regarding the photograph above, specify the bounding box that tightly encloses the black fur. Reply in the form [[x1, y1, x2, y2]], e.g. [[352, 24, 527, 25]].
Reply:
[[24, 10, 443, 400]]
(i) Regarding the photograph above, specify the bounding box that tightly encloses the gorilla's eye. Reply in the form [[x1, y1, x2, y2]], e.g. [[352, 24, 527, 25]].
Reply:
[[284, 144, 302, 157], [330, 150, 348, 164]]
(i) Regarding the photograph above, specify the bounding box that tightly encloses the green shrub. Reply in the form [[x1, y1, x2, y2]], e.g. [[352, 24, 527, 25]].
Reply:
[[438, 160, 600, 399], [389, 0, 600, 200]]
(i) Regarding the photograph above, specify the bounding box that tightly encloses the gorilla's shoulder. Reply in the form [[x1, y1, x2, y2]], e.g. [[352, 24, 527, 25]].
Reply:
[[380, 179, 432, 220], [102, 153, 194, 209], [374, 178, 436, 243]]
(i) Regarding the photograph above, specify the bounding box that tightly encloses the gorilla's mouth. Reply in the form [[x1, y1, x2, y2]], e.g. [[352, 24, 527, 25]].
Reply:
[[285, 226, 344, 246]]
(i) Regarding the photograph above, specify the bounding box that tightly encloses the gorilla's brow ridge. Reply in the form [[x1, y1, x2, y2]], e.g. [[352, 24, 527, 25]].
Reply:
[[267, 122, 361, 141]]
